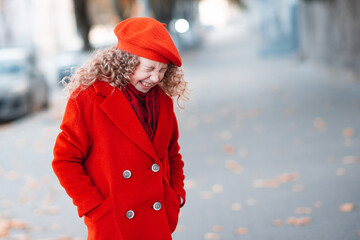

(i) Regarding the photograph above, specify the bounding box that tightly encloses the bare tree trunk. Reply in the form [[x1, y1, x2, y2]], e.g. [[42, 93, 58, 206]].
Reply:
[[148, 0, 176, 25], [73, 0, 92, 51]]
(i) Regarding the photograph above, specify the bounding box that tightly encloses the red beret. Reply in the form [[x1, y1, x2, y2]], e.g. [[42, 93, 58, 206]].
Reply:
[[114, 17, 182, 67]]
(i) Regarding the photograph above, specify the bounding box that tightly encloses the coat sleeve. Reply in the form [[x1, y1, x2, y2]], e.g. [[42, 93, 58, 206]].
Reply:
[[168, 110, 186, 207], [52, 89, 104, 217]]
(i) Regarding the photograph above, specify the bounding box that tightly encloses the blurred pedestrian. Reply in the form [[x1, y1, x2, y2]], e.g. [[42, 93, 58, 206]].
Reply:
[[52, 17, 188, 240]]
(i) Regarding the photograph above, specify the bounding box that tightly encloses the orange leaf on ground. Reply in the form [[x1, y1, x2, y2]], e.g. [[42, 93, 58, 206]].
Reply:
[[340, 203, 355, 212], [292, 184, 305, 192], [342, 156, 360, 164], [231, 203, 242, 211], [200, 191, 213, 200], [343, 128, 354, 138], [223, 144, 235, 154], [314, 117, 327, 132], [273, 219, 282, 227], [314, 201, 323, 208], [175, 225, 186, 233], [212, 225, 223, 232], [295, 207, 312, 214], [212, 184, 224, 194], [204, 232, 220, 240], [336, 168, 346, 176], [234, 228, 248, 235]]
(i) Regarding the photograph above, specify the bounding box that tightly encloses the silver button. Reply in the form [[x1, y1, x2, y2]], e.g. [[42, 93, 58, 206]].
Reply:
[[151, 163, 160, 172], [126, 210, 134, 219], [153, 202, 162, 211], [123, 170, 131, 179]]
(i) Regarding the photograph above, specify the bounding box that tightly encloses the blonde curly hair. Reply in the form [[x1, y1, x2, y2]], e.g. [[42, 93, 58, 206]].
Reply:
[[62, 47, 189, 107]]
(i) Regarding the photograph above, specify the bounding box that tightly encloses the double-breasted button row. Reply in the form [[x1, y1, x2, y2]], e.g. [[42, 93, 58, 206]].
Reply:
[[125, 202, 162, 220], [123, 164, 159, 179]]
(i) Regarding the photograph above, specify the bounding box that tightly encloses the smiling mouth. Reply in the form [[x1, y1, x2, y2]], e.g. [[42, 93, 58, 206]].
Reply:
[[141, 81, 152, 88]]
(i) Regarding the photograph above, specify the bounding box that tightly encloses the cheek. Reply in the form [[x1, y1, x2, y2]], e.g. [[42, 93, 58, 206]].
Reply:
[[160, 73, 166, 81]]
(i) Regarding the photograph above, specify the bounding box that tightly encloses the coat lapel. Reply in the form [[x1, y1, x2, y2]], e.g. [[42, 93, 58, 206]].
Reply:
[[99, 85, 159, 162]]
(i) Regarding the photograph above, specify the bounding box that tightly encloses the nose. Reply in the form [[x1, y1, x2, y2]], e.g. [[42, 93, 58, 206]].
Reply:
[[149, 72, 162, 83]]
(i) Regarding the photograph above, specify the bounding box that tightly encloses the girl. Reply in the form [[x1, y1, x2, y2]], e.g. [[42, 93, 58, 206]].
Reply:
[[52, 17, 188, 240]]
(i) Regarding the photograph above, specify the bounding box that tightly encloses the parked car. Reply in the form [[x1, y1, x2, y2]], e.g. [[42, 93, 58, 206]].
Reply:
[[56, 50, 89, 87], [0, 48, 49, 121]]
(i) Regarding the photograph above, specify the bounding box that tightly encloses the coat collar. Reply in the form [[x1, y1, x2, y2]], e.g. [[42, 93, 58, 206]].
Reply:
[[94, 81, 170, 162]]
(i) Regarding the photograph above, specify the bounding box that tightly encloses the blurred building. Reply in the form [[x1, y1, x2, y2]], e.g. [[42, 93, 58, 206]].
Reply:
[[248, 0, 300, 56], [299, 0, 360, 75], [0, 0, 79, 54]]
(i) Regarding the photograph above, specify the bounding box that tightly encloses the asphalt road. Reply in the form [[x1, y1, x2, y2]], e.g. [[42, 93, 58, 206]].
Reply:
[[1, 19, 360, 240]]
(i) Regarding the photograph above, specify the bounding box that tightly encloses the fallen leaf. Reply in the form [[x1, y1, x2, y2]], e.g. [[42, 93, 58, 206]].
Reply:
[[340, 203, 355, 212], [314, 117, 327, 132], [295, 207, 312, 214], [336, 168, 346, 176], [12, 234, 31, 240], [223, 144, 235, 154], [252, 179, 266, 188], [276, 172, 300, 183], [175, 225, 186, 233], [343, 128, 354, 138], [212, 225, 223, 232], [286, 217, 297, 225], [51, 223, 61, 231], [286, 216, 311, 226], [225, 160, 243, 174], [200, 191, 213, 200], [234, 228, 248, 235], [342, 156, 360, 164], [204, 232, 220, 240], [184, 179, 197, 190], [273, 219, 282, 227], [314, 201, 323, 208], [292, 184, 305, 192], [212, 184, 224, 194], [5, 171, 19, 181], [231, 203, 242, 211], [297, 217, 311, 225], [265, 179, 280, 188], [9, 220, 29, 230], [34, 206, 60, 216]]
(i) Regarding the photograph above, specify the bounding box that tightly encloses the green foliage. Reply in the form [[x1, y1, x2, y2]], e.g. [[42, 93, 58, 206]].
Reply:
[[228, 0, 247, 9]]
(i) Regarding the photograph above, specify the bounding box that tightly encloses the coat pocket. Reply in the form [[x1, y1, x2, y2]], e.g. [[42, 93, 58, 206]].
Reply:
[[163, 180, 181, 233], [84, 195, 123, 240]]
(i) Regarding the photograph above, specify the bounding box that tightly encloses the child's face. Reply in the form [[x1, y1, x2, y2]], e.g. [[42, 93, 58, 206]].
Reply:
[[130, 57, 169, 93]]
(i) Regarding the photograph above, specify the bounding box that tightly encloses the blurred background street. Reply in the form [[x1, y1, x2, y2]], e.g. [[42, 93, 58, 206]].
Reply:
[[1, 0, 360, 239]]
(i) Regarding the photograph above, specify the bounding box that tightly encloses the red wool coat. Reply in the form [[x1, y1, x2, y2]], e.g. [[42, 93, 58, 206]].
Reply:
[[52, 81, 186, 240]]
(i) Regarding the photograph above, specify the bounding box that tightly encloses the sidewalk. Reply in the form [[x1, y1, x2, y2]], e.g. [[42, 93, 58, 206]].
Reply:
[[173, 18, 360, 240]]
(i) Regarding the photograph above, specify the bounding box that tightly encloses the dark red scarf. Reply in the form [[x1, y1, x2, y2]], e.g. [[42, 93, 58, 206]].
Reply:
[[122, 84, 159, 141]]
